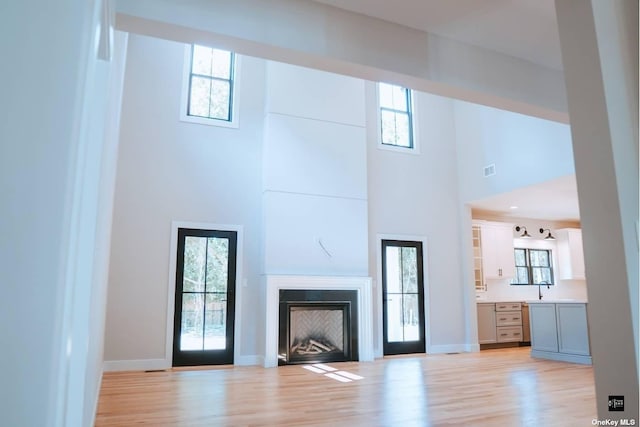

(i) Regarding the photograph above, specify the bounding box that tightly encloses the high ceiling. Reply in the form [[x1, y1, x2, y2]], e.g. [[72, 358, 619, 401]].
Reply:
[[311, 0, 563, 69], [312, 0, 577, 222]]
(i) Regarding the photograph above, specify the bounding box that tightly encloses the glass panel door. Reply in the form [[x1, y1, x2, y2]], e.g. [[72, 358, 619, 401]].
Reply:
[[382, 240, 425, 355], [173, 228, 236, 366]]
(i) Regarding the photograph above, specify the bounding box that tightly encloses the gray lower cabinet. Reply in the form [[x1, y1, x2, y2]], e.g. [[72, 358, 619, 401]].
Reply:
[[529, 302, 591, 364], [477, 303, 497, 344]]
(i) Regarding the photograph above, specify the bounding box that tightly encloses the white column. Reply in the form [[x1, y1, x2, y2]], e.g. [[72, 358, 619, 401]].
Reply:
[[555, 0, 638, 420]]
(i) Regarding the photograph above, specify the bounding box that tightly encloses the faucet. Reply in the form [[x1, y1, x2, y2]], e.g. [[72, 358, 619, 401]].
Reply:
[[538, 281, 550, 300]]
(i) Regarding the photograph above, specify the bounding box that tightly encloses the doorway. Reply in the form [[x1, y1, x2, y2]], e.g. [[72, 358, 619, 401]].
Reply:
[[172, 228, 237, 366], [381, 239, 426, 355]]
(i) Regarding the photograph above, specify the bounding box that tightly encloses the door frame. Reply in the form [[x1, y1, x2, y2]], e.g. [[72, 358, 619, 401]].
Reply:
[[165, 221, 244, 367], [376, 234, 430, 358]]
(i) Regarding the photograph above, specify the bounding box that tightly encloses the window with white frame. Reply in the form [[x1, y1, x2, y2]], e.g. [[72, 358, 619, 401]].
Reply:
[[378, 82, 414, 149], [182, 44, 238, 127]]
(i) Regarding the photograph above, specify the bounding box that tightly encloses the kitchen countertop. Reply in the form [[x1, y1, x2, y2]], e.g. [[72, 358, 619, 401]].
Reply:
[[527, 299, 588, 304]]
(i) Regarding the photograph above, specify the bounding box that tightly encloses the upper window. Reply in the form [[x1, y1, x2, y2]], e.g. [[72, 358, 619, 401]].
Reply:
[[511, 248, 554, 286], [378, 82, 414, 149], [181, 44, 238, 127]]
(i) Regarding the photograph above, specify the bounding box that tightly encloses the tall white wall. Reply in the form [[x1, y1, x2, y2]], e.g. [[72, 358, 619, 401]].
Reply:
[[262, 62, 368, 275], [0, 1, 120, 425], [365, 85, 469, 354], [454, 101, 575, 204], [104, 34, 266, 367]]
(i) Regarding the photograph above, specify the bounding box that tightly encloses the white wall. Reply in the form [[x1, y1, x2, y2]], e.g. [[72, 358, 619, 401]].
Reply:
[[0, 1, 120, 425], [366, 85, 469, 354], [262, 62, 368, 275], [454, 100, 575, 204], [104, 34, 266, 367]]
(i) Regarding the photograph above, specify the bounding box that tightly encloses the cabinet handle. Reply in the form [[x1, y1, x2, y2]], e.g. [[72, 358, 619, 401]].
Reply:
[[513, 317, 519, 320], [499, 317, 507, 321], [500, 333, 508, 336], [514, 333, 521, 336]]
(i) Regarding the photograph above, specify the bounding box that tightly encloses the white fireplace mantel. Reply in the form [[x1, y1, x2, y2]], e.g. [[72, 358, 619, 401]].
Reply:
[[264, 275, 374, 368]]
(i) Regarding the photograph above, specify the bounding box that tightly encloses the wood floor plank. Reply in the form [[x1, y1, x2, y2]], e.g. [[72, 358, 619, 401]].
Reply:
[[95, 348, 596, 426]]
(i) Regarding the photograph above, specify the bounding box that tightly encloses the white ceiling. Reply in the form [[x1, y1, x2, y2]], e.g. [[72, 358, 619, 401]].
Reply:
[[312, 0, 563, 69], [312, 0, 576, 221], [468, 175, 580, 222]]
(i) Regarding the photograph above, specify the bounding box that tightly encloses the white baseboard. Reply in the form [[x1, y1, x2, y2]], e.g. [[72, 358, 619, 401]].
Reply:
[[235, 355, 264, 366], [466, 344, 480, 352], [103, 358, 170, 372], [427, 344, 474, 354]]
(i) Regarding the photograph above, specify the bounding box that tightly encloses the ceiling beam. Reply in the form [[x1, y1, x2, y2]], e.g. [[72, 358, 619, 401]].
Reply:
[[115, 0, 569, 123]]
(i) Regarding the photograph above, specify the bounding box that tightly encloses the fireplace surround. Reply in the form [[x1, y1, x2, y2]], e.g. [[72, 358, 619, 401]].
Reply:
[[265, 275, 373, 368]]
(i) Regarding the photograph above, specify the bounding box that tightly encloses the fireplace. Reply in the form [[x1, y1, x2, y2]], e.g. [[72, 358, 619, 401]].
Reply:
[[279, 290, 358, 365], [265, 275, 373, 368]]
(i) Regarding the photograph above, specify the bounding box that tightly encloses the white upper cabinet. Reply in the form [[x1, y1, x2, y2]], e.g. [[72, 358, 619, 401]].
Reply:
[[555, 228, 585, 280], [480, 222, 516, 279]]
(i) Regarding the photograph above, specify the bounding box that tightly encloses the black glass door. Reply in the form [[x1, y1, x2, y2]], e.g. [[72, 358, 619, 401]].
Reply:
[[173, 228, 237, 366]]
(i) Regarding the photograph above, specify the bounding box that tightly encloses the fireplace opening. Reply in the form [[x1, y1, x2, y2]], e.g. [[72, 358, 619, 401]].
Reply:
[[279, 290, 358, 365]]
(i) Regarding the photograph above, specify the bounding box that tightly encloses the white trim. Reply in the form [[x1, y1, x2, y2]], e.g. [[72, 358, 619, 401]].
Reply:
[[103, 358, 169, 372], [376, 234, 430, 355], [166, 221, 245, 367], [375, 82, 420, 155], [179, 44, 241, 129], [264, 275, 374, 368], [427, 344, 473, 354]]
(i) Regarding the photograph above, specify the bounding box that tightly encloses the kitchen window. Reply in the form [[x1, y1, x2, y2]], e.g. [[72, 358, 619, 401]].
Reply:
[[511, 248, 554, 286]]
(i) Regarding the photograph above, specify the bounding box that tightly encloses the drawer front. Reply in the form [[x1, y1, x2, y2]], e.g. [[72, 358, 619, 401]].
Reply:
[[496, 311, 522, 326], [497, 326, 523, 342], [496, 302, 522, 311]]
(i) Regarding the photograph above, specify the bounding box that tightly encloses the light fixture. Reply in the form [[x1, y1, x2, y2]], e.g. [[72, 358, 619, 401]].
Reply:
[[539, 228, 555, 240], [515, 225, 531, 238]]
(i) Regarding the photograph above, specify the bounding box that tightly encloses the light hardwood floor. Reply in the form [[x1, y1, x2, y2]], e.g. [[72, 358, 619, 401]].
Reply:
[[95, 348, 596, 426]]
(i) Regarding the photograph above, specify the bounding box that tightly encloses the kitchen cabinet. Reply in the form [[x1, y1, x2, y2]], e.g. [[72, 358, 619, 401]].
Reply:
[[555, 228, 585, 280], [477, 302, 523, 345], [495, 302, 522, 343], [477, 303, 497, 344], [529, 302, 591, 364], [480, 222, 515, 279]]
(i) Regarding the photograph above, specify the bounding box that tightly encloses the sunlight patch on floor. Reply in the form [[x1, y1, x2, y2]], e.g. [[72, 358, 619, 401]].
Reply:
[[302, 364, 364, 383]]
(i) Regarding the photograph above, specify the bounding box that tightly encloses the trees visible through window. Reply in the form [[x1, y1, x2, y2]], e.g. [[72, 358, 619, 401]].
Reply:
[[378, 82, 414, 148], [187, 45, 235, 122], [512, 248, 554, 285]]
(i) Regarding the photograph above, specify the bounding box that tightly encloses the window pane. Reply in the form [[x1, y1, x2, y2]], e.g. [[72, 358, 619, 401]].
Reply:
[[192, 45, 213, 76], [530, 250, 550, 267], [189, 76, 212, 117], [515, 266, 529, 284], [401, 247, 418, 293], [206, 237, 229, 293], [386, 294, 404, 342], [379, 83, 408, 111], [204, 293, 226, 350], [533, 267, 552, 284], [402, 294, 420, 341], [514, 249, 526, 266], [183, 237, 206, 292], [180, 293, 204, 351], [211, 49, 232, 79], [209, 80, 231, 120], [385, 246, 402, 293], [381, 110, 411, 147]]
